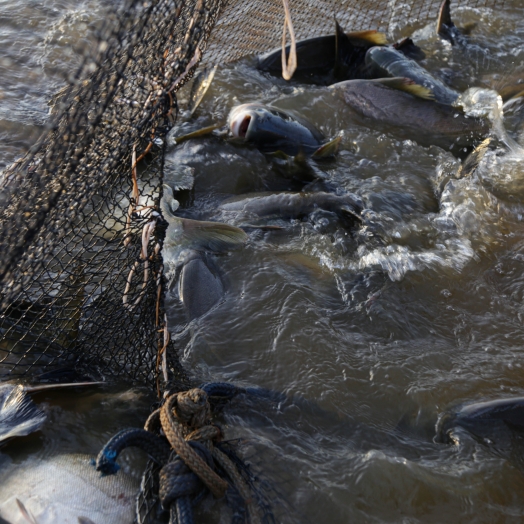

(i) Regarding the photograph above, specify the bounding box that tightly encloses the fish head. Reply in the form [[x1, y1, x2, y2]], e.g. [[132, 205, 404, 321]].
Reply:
[[228, 103, 270, 141], [228, 103, 322, 156]]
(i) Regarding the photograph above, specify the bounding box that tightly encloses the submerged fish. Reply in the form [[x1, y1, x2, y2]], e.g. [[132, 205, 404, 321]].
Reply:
[[219, 191, 363, 224], [228, 103, 339, 157], [365, 46, 459, 105], [174, 251, 225, 322], [0, 454, 137, 524], [258, 21, 388, 85], [331, 78, 489, 152], [161, 184, 247, 266], [436, 397, 524, 445]]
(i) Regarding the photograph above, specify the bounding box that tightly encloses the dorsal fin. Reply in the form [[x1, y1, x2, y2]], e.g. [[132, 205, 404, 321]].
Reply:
[[373, 77, 435, 100], [437, 0, 455, 36], [346, 29, 388, 46]]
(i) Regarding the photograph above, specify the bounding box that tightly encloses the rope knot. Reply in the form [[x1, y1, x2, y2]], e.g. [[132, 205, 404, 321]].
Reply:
[[174, 388, 210, 429]]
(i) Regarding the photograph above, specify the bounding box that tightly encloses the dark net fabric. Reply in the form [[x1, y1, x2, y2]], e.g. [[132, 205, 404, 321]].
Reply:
[[0, 0, 226, 387], [0, 0, 507, 388]]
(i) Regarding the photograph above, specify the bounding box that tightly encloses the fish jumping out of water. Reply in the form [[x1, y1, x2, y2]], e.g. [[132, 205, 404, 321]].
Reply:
[[228, 103, 340, 157]]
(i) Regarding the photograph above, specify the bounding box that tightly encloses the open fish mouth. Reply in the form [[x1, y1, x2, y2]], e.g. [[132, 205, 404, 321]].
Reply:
[[230, 112, 252, 138]]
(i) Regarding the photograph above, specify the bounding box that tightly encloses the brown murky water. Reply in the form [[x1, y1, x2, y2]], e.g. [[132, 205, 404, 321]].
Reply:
[[3, 1, 524, 523]]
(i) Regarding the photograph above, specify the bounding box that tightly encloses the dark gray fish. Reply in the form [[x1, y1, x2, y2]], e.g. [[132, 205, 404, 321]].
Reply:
[[332, 78, 489, 152], [365, 46, 460, 105], [179, 254, 224, 321], [257, 21, 388, 85], [228, 103, 337, 157], [436, 0, 470, 47], [219, 191, 363, 223], [436, 397, 524, 465]]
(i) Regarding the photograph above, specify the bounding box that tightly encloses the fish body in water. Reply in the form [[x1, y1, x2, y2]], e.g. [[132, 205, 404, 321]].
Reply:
[[177, 252, 224, 321], [365, 46, 460, 105], [219, 191, 363, 223], [257, 22, 388, 85], [0, 454, 137, 524], [228, 103, 330, 157], [332, 78, 488, 151], [161, 184, 247, 267]]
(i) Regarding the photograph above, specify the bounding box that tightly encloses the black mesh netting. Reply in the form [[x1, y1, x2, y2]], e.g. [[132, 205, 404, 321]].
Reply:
[[0, 0, 227, 388], [0, 0, 508, 389]]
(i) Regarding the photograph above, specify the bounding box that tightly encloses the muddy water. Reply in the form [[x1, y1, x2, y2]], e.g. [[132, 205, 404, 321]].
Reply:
[[4, 1, 524, 523]]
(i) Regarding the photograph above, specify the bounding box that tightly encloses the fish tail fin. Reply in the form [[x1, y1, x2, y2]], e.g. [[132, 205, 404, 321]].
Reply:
[[312, 136, 341, 159], [181, 218, 248, 252], [375, 77, 435, 100]]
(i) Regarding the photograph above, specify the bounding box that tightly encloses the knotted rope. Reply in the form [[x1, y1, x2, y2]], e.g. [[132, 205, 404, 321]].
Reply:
[[95, 384, 264, 523]]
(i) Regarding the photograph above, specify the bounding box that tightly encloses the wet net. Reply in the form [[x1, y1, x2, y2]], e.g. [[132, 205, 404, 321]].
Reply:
[[0, 0, 507, 391]]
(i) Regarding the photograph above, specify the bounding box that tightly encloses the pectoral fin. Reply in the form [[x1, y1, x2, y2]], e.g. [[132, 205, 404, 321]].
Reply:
[[312, 136, 341, 159], [173, 124, 220, 145], [181, 218, 248, 252]]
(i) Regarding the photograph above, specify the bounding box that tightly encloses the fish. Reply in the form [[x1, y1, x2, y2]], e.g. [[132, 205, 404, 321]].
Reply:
[[219, 191, 363, 224], [228, 103, 339, 157], [0, 454, 137, 524], [257, 21, 388, 85], [0, 382, 104, 445], [364, 46, 460, 105], [176, 251, 224, 321], [161, 184, 247, 266], [436, 0, 471, 47], [435, 397, 524, 471], [331, 78, 489, 153]]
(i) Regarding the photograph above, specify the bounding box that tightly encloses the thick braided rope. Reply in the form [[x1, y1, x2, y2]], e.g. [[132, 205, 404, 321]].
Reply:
[[160, 389, 228, 498]]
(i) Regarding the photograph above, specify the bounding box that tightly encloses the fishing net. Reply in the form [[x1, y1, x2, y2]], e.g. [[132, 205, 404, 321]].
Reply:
[[0, 0, 507, 390]]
